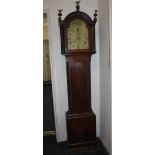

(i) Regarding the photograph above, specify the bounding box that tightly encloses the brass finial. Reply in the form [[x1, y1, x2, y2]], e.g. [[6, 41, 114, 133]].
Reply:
[[75, 1, 80, 11], [94, 10, 98, 22], [58, 9, 63, 23]]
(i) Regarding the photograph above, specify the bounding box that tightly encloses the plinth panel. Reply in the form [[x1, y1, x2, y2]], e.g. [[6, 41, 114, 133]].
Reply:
[[66, 112, 96, 148]]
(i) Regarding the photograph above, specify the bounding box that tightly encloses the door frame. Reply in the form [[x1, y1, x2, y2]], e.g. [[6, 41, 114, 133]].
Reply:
[[43, 9, 58, 141]]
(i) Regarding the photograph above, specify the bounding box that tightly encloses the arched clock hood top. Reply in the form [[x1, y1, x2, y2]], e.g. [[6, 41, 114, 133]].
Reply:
[[58, 1, 97, 25], [63, 11, 95, 26]]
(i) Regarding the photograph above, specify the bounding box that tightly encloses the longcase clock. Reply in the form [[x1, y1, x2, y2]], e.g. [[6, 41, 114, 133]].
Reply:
[[58, 1, 98, 149]]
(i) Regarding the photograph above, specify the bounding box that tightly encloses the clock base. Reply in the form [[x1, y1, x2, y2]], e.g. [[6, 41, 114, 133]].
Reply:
[[66, 112, 96, 149], [68, 139, 97, 151]]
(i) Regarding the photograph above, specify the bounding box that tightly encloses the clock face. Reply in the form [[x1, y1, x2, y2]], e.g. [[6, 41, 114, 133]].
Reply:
[[67, 19, 89, 50]]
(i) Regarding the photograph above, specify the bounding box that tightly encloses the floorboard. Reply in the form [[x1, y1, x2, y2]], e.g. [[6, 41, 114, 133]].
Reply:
[[43, 136, 109, 155]]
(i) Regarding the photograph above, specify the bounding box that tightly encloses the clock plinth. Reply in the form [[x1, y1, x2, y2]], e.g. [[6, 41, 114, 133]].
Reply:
[[58, 2, 98, 150], [66, 112, 96, 149]]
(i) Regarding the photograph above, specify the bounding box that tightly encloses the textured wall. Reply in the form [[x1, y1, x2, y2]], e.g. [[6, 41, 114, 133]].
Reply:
[[98, 0, 111, 154]]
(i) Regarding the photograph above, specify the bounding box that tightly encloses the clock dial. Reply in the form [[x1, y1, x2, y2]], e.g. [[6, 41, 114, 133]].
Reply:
[[67, 19, 89, 50]]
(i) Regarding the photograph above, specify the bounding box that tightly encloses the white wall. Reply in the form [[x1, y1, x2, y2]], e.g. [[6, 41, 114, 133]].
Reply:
[[43, 0, 100, 142], [98, 0, 111, 154]]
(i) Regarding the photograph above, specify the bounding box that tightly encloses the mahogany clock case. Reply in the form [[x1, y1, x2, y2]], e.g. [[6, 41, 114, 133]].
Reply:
[[58, 2, 98, 150]]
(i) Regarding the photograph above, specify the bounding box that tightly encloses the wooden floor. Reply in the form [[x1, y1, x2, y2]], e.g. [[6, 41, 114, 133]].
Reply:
[[43, 81, 55, 132], [43, 136, 110, 155]]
